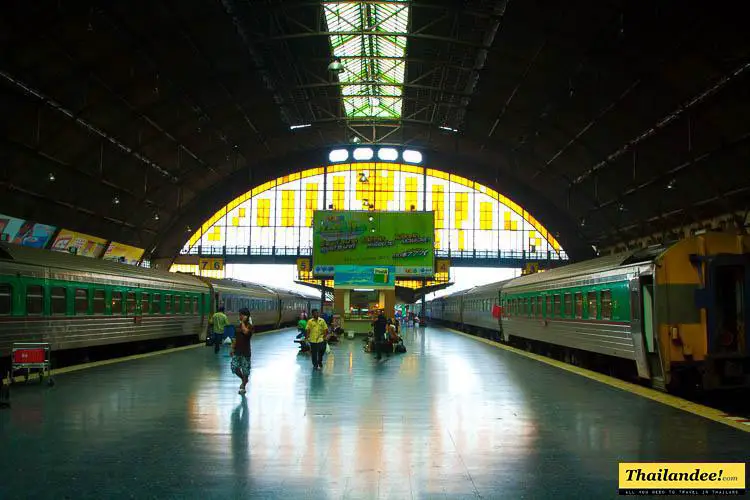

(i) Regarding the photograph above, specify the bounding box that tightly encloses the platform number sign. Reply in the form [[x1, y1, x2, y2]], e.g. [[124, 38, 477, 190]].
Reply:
[[297, 258, 311, 273], [522, 262, 539, 275], [199, 258, 224, 271]]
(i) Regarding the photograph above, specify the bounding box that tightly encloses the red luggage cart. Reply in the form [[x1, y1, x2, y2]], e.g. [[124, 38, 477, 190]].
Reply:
[[11, 342, 54, 385]]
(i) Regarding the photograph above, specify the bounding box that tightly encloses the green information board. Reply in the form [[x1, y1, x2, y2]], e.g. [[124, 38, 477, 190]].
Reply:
[[312, 211, 434, 277]]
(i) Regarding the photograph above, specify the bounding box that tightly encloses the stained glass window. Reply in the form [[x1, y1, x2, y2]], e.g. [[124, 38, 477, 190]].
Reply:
[[181, 163, 567, 261]]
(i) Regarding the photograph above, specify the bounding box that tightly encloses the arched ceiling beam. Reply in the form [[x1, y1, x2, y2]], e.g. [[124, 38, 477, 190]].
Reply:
[[0, 69, 179, 183]]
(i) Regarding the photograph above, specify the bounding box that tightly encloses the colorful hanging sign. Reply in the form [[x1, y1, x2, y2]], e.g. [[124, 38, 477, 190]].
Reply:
[[334, 265, 395, 289], [50, 229, 108, 258], [103, 241, 145, 265], [313, 210, 434, 276], [0, 214, 56, 249]]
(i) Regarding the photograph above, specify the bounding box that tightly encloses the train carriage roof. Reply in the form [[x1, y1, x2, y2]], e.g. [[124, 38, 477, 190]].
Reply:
[[201, 277, 277, 297], [502, 245, 668, 290], [0, 242, 204, 289], [463, 280, 513, 297]]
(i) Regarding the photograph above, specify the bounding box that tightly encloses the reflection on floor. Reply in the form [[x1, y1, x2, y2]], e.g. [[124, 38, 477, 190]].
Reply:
[[2, 325, 749, 499]]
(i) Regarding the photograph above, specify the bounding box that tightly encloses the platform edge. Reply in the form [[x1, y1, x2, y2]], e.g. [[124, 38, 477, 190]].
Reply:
[[446, 328, 750, 434]]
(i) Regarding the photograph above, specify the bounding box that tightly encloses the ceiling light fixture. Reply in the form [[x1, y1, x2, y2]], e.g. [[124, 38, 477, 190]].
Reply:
[[327, 59, 345, 73], [353, 147, 374, 161], [402, 149, 423, 164], [329, 149, 349, 162], [290, 124, 311, 130], [47, 172, 56, 182], [112, 196, 120, 205], [439, 126, 457, 133], [377, 147, 398, 161]]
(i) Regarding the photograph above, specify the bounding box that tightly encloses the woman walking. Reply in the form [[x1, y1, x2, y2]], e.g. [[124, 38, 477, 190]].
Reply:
[[231, 307, 253, 395]]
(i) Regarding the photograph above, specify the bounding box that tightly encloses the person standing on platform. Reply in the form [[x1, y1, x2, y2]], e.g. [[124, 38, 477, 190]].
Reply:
[[211, 306, 229, 354], [373, 312, 387, 360], [305, 309, 328, 370], [231, 307, 253, 395]]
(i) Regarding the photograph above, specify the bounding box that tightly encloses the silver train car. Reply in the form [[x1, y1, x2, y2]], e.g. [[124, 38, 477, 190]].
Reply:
[[205, 279, 320, 333], [0, 243, 207, 357], [426, 233, 750, 392], [0, 242, 321, 359]]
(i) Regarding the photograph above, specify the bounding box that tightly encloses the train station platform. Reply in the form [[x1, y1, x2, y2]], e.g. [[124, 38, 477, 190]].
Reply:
[[1, 326, 749, 499]]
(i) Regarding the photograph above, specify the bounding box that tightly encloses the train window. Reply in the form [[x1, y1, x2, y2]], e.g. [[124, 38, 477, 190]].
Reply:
[[75, 289, 88, 315], [142, 293, 150, 314], [193, 297, 199, 314], [553, 295, 561, 317], [0, 283, 11, 315], [574, 293, 583, 319], [536, 296, 543, 318], [27, 285, 44, 315], [587, 292, 598, 319], [601, 290, 612, 320], [174, 295, 182, 314], [153, 293, 161, 313], [126, 292, 136, 315], [112, 291, 123, 315], [93, 289, 105, 314], [51, 287, 67, 315], [165, 295, 172, 314], [530, 298, 536, 317], [564, 293, 572, 317]]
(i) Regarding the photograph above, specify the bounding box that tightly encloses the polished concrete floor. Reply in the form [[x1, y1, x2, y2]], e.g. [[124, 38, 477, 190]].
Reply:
[[1, 326, 749, 499]]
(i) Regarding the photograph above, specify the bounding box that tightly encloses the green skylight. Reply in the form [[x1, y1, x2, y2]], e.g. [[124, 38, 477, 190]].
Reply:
[[323, 1, 409, 119]]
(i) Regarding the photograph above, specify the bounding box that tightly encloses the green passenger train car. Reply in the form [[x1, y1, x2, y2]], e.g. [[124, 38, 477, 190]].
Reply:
[[0, 243, 322, 361], [0, 243, 209, 358]]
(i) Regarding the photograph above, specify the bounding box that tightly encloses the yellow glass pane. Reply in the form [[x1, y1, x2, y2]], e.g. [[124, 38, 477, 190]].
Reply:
[[480, 202, 493, 230], [511, 220, 518, 230], [333, 176, 346, 210], [454, 192, 468, 228], [305, 183, 318, 227], [239, 208, 246, 218], [330, 163, 350, 173], [256, 198, 270, 227], [458, 230, 465, 251]]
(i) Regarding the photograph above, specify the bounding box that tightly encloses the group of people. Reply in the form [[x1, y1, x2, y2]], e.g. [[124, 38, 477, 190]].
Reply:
[[210, 303, 413, 393], [212, 306, 332, 396], [369, 311, 405, 360]]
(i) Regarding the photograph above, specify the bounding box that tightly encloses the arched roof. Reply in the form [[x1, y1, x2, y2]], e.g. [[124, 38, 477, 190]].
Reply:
[[1, 1, 747, 262]]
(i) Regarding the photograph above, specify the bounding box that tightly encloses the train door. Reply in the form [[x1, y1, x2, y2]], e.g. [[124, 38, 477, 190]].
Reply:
[[641, 275, 665, 385], [704, 257, 748, 384], [630, 277, 662, 384]]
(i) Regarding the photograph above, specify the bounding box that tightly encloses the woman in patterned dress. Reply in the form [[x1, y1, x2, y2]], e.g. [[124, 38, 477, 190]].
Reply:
[[231, 307, 253, 395]]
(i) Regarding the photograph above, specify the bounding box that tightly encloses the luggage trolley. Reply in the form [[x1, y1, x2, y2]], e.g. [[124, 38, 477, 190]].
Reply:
[[11, 342, 54, 386]]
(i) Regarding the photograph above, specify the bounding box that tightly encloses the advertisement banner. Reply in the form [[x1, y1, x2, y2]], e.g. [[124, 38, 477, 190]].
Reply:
[[618, 462, 745, 496], [0, 214, 56, 249], [103, 241, 145, 265], [334, 265, 395, 289], [51, 229, 108, 258], [313, 211, 434, 276]]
